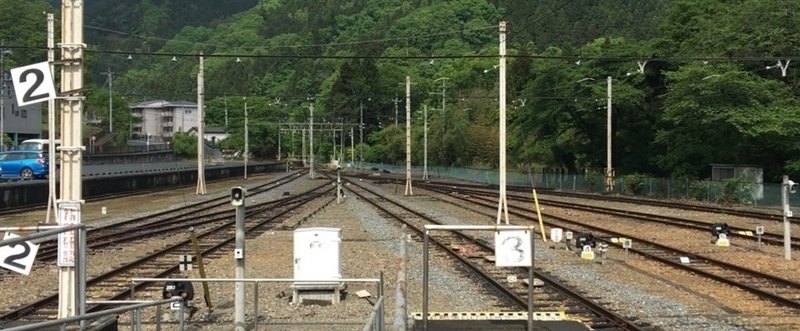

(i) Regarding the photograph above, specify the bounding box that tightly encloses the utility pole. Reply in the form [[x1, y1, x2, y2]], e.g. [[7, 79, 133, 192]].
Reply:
[[431, 77, 448, 161], [244, 100, 249, 179], [196, 53, 206, 195], [605, 76, 614, 193], [45, 13, 56, 224], [101, 67, 113, 132], [58, 0, 86, 319], [224, 94, 228, 127], [423, 105, 428, 181], [350, 127, 354, 167], [393, 95, 400, 126], [497, 21, 509, 225], [307, 103, 315, 179], [404, 76, 413, 196], [302, 128, 306, 166], [277, 120, 281, 161], [359, 101, 364, 170], [0, 39, 8, 150]]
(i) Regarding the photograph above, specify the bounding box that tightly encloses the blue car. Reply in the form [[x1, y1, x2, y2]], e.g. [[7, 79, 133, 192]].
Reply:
[[0, 151, 49, 180]]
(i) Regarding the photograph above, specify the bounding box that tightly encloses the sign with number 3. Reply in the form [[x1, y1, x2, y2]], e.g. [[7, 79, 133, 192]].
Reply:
[[495, 230, 532, 267], [10, 61, 57, 107]]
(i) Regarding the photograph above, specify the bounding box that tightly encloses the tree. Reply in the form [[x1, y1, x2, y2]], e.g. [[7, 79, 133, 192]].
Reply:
[[656, 64, 800, 179], [172, 132, 197, 158]]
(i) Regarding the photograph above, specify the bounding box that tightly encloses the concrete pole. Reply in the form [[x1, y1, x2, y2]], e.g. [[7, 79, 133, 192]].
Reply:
[[496, 21, 509, 224], [405, 76, 413, 196], [782, 175, 792, 260], [606, 76, 614, 193], [277, 121, 281, 161], [423, 105, 428, 181], [107, 67, 113, 132], [58, 0, 85, 319], [393, 96, 400, 126], [196, 53, 206, 195], [333, 128, 336, 164], [244, 101, 248, 179], [302, 128, 306, 166], [234, 188, 246, 331], [309, 104, 315, 179], [46, 13, 56, 224], [350, 127, 354, 167], [0, 39, 5, 151], [360, 101, 364, 170]]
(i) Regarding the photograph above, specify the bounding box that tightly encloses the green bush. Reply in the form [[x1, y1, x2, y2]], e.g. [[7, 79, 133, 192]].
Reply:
[[622, 174, 646, 195]]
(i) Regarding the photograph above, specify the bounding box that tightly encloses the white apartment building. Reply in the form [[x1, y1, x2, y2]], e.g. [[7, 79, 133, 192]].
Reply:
[[129, 100, 198, 140]]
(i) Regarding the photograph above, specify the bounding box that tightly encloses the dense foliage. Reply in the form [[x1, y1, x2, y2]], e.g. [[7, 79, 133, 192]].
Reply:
[[8, 0, 800, 181]]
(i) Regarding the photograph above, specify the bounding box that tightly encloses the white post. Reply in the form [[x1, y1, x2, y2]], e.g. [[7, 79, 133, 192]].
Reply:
[[106, 67, 113, 132], [496, 21, 509, 224], [606, 76, 614, 192], [244, 101, 249, 179], [360, 101, 364, 170], [423, 105, 428, 181], [196, 53, 206, 195], [233, 189, 246, 331], [46, 13, 57, 224], [405, 76, 413, 196], [350, 127, 354, 167], [58, 0, 85, 319], [0, 39, 6, 151], [277, 121, 281, 161], [301, 128, 306, 166], [782, 175, 792, 260], [309, 104, 315, 179]]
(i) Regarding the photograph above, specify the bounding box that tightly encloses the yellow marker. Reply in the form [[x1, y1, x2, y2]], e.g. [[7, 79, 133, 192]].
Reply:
[[580, 245, 595, 259], [611, 238, 620, 243], [532, 189, 547, 242]]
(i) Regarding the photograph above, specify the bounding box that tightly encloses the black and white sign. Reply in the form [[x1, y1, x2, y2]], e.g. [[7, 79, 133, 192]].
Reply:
[[0, 232, 39, 275], [495, 230, 532, 267], [179, 255, 193, 271], [10, 61, 57, 107], [57, 203, 80, 267]]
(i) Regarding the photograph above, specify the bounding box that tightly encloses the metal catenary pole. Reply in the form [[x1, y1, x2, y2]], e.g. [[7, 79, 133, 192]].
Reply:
[[196, 53, 206, 194]]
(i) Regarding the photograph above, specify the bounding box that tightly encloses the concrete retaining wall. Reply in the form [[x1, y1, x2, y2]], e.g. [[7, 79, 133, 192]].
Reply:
[[0, 162, 286, 209]]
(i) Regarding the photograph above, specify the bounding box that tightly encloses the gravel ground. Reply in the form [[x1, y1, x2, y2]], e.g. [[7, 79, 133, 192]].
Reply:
[[3, 172, 800, 330]]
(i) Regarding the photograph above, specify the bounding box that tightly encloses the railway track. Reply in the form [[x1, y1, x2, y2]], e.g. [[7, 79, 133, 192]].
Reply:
[[0, 176, 334, 324], [30, 171, 307, 263], [416, 177, 789, 223], [416, 182, 800, 311], [419, 183, 800, 250], [345, 177, 644, 330]]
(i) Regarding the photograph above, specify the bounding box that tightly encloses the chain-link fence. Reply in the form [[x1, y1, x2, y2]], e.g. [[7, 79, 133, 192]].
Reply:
[[358, 162, 797, 211]]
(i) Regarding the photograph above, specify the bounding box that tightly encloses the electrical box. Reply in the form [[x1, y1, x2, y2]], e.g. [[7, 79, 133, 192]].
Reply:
[[293, 227, 342, 281]]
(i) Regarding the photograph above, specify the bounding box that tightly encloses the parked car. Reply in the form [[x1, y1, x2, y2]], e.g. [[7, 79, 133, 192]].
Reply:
[[0, 151, 48, 180]]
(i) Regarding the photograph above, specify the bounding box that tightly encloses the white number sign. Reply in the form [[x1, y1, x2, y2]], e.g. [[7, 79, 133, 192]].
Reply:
[[10, 61, 56, 107], [495, 230, 532, 267], [0, 232, 39, 275], [57, 203, 81, 267]]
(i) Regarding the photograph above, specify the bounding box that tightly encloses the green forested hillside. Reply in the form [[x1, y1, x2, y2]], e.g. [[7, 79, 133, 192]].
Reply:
[[8, 0, 800, 181]]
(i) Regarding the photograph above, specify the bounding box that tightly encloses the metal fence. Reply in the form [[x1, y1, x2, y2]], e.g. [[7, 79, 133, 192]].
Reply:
[[132, 277, 385, 331], [357, 162, 797, 211]]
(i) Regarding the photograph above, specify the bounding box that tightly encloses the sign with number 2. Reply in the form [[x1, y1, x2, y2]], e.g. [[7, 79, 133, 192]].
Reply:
[[0, 232, 39, 275], [10, 61, 56, 107]]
